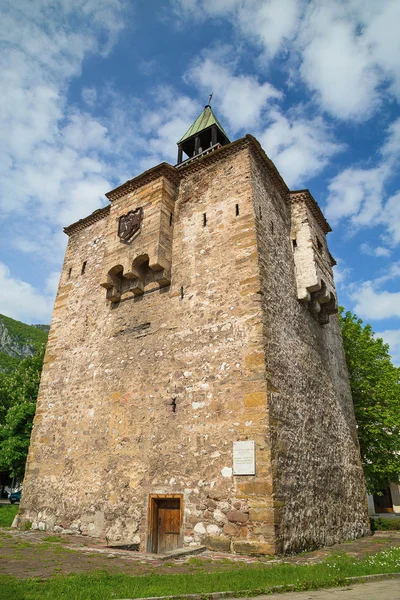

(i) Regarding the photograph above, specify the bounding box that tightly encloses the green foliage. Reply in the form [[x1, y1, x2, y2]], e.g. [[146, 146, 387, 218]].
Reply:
[[0, 346, 45, 478], [0, 314, 48, 372], [0, 505, 18, 527], [372, 517, 400, 531], [0, 352, 21, 372], [0, 314, 48, 349], [339, 308, 400, 494]]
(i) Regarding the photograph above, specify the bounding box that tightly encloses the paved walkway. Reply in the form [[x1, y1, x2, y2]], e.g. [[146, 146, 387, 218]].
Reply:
[[238, 579, 400, 600]]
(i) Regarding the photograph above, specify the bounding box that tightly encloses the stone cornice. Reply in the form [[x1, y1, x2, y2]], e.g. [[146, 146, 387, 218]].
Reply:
[[64, 205, 111, 237], [105, 163, 180, 202], [290, 189, 331, 234]]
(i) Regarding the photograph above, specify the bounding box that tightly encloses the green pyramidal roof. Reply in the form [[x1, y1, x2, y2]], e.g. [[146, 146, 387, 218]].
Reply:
[[178, 105, 230, 144]]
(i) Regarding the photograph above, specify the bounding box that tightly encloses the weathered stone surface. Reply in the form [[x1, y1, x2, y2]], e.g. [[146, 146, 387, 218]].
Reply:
[[232, 541, 275, 555], [244, 392, 267, 407], [226, 511, 248, 523], [223, 522, 240, 536], [194, 523, 206, 535], [248, 508, 274, 522], [206, 524, 221, 535], [213, 509, 227, 524], [19, 134, 369, 556], [203, 535, 231, 553], [237, 481, 272, 497]]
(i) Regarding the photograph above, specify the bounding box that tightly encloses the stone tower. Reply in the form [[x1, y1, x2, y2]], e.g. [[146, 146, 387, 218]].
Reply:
[[19, 105, 370, 554]]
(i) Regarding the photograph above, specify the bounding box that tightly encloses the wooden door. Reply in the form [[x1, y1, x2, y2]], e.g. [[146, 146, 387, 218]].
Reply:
[[157, 498, 181, 553], [374, 486, 393, 513]]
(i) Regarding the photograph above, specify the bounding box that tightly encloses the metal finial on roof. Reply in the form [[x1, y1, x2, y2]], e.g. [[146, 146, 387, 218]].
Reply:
[[208, 92, 213, 105]]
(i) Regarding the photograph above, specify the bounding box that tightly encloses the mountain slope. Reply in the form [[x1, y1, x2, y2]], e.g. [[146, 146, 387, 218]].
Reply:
[[0, 314, 48, 371]]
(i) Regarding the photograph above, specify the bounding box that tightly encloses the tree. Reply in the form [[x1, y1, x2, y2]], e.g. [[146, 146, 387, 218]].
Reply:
[[0, 345, 45, 479], [339, 309, 400, 495]]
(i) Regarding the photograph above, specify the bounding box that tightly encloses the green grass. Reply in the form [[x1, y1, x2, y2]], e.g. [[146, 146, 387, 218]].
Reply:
[[0, 548, 400, 599], [0, 505, 18, 527], [186, 557, 205, 566]]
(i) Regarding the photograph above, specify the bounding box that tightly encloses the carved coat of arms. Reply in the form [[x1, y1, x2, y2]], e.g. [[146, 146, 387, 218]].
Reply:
[[118, 207, 143, 242]]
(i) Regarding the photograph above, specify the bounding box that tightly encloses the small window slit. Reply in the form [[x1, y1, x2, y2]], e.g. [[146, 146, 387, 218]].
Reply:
[[203, 213, 207, 227], [180, 286, 184, 299], [67, 267, 72, 280], [81, 261, 87, 275], [169, 212, 173, 226], [235, 204, 239, 216], [259, 207, 262, 220]]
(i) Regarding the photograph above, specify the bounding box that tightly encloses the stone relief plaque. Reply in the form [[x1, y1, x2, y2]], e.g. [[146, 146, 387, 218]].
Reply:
[[118, 207, 143, 242], [233, 440, 255, 475]]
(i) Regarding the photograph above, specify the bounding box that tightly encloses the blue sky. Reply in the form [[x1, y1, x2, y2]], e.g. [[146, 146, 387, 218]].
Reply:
[[0, 0, 399, 363]]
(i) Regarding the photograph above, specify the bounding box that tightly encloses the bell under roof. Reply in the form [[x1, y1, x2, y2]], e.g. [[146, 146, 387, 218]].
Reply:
[[177, 105, 230, 144]]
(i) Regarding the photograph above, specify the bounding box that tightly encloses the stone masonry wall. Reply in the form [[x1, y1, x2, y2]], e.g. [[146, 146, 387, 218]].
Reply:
[[19, 137, 369, 555], [249, 147, 370, 553], [20, 143, 276, 554]]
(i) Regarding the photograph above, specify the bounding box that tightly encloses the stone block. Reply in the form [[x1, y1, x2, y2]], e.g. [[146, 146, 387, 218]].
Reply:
[[223, 522, 239, 536], [232, 541, 275, 555], [203, 535, 231, 553], [237, 480, 272, 497], [244, 392, 267, 407], [213, 508, 227, 524], [226, 511, 248, 523], [252, 525, 274, 536], [248, 508, 274, 522], [244, 353, 265, 368]]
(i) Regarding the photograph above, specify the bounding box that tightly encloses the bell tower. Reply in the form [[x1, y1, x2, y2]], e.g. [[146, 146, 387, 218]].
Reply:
[[176, 104, 230, 165]]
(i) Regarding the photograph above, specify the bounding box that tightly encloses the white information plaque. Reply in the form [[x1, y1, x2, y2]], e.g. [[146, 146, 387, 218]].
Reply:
[[233, 440, 255, 475]]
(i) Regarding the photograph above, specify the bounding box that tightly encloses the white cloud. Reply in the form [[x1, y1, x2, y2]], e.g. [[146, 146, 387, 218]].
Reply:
[[381, 118, 400, 157], [185, 57, 342, 186], [297, 2, 381, 120], [332, 260, 351, 287], [360, 243, 391, 258], [325, 117, 400, 242], [45, 271, 61, 297], [186, 58, 281, 131], [383, 191, 400, 246], [0, 1, 127, 323], [0, 1, 125, 226], [258, 109, 344, 187], [0, 262, 55, 324], [173, 0, 300, 58], [352, 283, 400, 320], [140, 88, 199, 167], [174, 0, 400, 120], [233, 0, 301, 59], [81, 87, 98, 107], [350, 262, 400, 320], [374, 329, 400, 366], [326, 166, 387, 226]]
